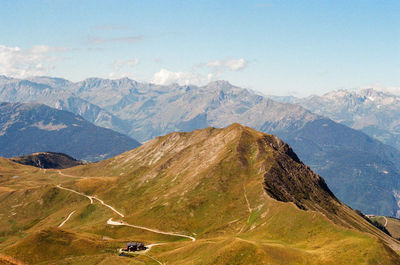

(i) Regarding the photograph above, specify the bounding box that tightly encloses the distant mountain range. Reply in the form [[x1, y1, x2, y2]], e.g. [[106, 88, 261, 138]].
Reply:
[[0, 102, 140, 161], [0, 76, 131, 135], [270, 88, 400, 151], [1, 76, 400, 217]]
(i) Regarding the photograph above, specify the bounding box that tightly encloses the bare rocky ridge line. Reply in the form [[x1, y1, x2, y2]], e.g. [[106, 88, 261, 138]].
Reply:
[[277, 88, 400, 151]]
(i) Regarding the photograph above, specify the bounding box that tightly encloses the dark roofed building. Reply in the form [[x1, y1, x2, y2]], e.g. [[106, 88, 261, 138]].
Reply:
[[126, 242, 146, 252]]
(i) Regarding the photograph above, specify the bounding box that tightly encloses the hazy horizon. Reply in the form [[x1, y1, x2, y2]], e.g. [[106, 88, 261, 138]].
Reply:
[[1, 0, 399, 97]]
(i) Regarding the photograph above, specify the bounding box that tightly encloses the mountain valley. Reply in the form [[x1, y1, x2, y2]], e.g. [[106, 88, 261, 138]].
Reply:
[[2, 77, 400, 217]]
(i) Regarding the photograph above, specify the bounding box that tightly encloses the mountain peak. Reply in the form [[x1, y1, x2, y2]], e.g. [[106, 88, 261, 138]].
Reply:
[[76, 124, 400, 250], [3, 124, 400, 263], [206, 80, 233, 88], [115, 124, 339, 217], [225, 122, 246, 130]]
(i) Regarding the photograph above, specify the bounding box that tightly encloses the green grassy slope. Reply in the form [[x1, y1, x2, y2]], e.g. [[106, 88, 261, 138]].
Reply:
[[1, 124, 400, 264]]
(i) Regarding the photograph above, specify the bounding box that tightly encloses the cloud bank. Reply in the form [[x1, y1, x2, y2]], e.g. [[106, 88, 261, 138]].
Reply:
[[207, 58, 248, 71], [152, 58, 248, 86], [113, 59, 140, 71], [152, 69, 207, 86], [109, 58, 140, 79], [0, 45, 69, 78], [88, 35, 144, 44]]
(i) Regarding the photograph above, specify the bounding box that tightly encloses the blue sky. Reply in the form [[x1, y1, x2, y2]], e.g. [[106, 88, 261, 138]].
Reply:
[[0, 0, 398, 96]]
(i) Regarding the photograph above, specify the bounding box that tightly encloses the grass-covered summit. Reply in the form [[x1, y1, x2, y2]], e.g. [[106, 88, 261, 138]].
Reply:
[[1, 124, 399, 264]]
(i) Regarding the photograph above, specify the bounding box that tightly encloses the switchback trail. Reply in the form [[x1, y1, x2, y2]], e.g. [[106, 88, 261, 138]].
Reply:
[[55, 182, 195, 264], [238, 185, 252, 234], [56, 184, 124, 217], [58, 210, 76, 228], [56, 184, 194, 240], [56, 184, 93, 204], [107, 218, 196, 241]]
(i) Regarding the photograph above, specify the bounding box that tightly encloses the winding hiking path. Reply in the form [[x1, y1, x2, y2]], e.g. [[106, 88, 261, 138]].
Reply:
[[56, 184, 93, 204], [142, 243, 167, 253], [107, 218, 196, 241], [56, 184, 194, 240], [57, 170, 84, 179], [56, 184, 124, 217], [238, 186, 252, 234], [55, 182, 195, 265], [53, 169, 196, 264], [93, 198, 124, 218], [142, 253, 164, 265], [383, 216, 388, 227], [58, 210, 76, 228]]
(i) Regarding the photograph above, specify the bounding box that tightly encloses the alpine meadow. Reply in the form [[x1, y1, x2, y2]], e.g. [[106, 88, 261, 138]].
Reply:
[[0, 1, 399, 264]]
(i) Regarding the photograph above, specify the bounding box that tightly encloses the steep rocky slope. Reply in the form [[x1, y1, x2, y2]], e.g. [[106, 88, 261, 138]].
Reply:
[[272, 88, 400, 151]]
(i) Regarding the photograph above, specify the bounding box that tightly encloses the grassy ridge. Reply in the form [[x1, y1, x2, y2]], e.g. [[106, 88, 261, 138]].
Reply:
[[1, 125, 400, 264]]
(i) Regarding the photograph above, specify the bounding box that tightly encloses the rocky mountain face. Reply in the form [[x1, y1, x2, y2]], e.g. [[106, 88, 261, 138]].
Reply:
[[2, 124, 399, 264], [2, 76, 400, 217], [10, 152, 84, 169], [272, 88, 400, 151], [0, 102, 140, 161], [0, 76, 131, 134]]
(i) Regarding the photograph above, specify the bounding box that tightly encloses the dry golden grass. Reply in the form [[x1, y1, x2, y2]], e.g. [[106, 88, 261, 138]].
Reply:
[[1, 124, 400, 264], [0, 254, 26, 265]]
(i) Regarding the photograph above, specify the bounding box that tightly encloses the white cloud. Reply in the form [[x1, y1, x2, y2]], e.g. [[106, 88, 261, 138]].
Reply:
[[108, 72, 130, 79], [382, 87, 400, 96], [108, 58, 140, 79], [0, 45, 69, 78], [94, 25, 128, 31], [152, 69, 208, 86], [88, 35, 144, 44], [151, 60, 247, 86], [371, 86, 400, 96], [113, 59, 140, 71], [207, 58, 248, 71], [151, 58, 248, 86]]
